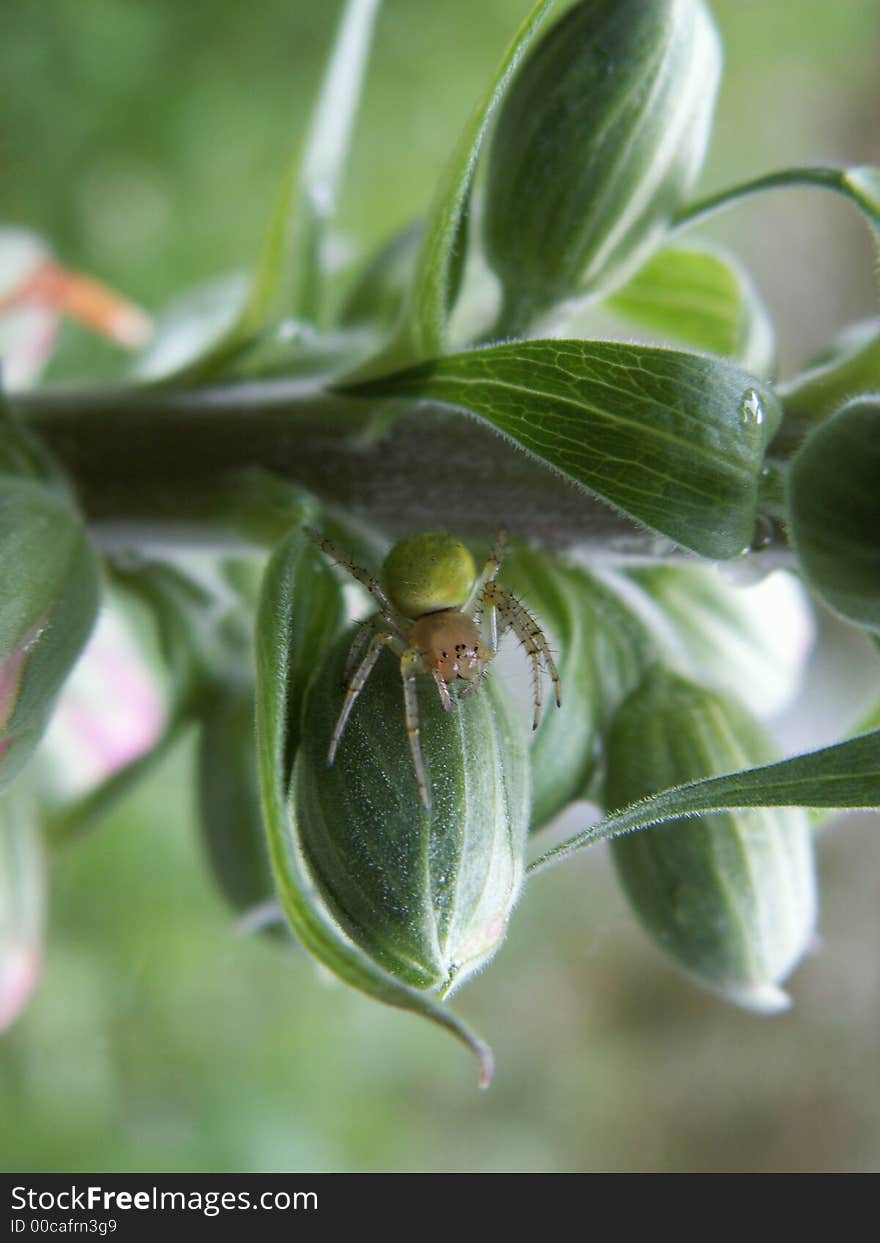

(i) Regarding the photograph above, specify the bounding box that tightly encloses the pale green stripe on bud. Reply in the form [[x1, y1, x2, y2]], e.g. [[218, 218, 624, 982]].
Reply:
[[604, 668, 817, 1012]]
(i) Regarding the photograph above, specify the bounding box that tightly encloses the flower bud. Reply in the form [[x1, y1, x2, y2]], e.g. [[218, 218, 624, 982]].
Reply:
[[293, 627, 530, 993], [604, 667, 817, 1012], [788, 396, 880, 632], [484, 0, 721, 329], [0, 475, 101, 790]]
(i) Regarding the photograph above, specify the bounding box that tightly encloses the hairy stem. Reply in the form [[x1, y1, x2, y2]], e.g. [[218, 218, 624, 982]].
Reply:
[[15, 379, 794, 563]]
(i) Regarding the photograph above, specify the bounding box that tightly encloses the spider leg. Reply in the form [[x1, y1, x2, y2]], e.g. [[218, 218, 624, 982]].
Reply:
[[328, 630, 399, 765], [341, 613, 381, 686], [401, 648, 431, 811], [464, 528, 508, 615], [458, 663, 490, 700], [432, 667, 454, 712], [305, 527, 401, 628], [481, 583, 562, 730]]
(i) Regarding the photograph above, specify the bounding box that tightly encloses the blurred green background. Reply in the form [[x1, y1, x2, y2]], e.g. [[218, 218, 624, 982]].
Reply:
[[2, 0, 880, 1172]]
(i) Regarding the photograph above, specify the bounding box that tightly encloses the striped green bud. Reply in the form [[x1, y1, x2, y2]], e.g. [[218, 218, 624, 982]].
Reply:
[[293, 627, 529, 993], [484, 0, 721, 330], [604, 668, 817, 1012]]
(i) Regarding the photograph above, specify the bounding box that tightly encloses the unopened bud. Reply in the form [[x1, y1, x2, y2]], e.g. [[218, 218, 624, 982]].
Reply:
[[293, 627, 530, 993], [604, 667, 817, 1012]]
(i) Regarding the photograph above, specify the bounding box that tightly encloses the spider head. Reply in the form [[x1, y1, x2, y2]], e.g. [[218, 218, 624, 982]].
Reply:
[[382, 532, 476, 618]]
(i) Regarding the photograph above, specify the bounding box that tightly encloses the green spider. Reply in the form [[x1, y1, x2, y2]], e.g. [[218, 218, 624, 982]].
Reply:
[[306, 527, 561, 810]]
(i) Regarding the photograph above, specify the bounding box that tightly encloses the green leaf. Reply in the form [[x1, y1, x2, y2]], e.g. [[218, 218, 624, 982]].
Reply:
[[370, 0, 559, 370], [348, 340, 781, 559], [239, 0, 381, 332], [165, 0, 381, 382], [484, 0, 721, 335], [340, 220, 424, 331], [788, 396, 880, 631], [776, 319, 880, 454], [197, 682, 278, 920], [605, 243, 775, 376], [528, 728, 880, 876], [501, 548, 653, 830], [255, 527, 495, 1087]]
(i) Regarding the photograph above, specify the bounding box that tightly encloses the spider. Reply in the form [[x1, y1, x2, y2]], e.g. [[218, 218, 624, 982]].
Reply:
[[305, 527, 561, 810]]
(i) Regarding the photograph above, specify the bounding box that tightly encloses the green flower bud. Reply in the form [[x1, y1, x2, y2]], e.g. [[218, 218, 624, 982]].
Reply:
[[484, 0, 721, 330], [197, 683, 281, 928], [293, 627, 530, 993], [0, 475, 101, 790], [788, 396, 880, 632], [604, 668, 817, 1012]]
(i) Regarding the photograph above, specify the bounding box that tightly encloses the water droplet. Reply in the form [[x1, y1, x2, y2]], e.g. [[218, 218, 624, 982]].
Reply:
[[740, 388, 764, 427]]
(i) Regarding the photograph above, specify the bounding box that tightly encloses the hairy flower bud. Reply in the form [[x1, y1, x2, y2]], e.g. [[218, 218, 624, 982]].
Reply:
[[293, 628, 530, 993], [484, 0, 721, 328], [604, 668, 817, 1012]]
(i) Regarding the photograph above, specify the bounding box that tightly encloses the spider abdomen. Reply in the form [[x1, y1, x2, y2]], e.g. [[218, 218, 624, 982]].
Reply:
[[410, 610, 485, 682]]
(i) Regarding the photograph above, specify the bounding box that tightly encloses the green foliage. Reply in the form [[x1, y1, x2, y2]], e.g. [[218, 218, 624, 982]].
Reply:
[[350, 340, 781, 558], [531, 729, 880, 875], [777, 319, 880, 449], [196, 682, 277, 918], [606, 243, 775, 375], [3, 0, 880, 1093], [386, 0, 559, 365]]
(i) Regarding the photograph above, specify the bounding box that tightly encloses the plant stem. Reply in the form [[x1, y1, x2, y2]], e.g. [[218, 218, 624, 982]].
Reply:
[[14, 379, 794, 563], [674, 165, 880, 233]]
